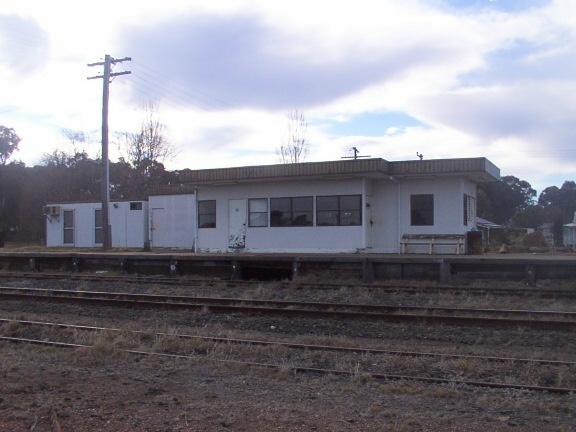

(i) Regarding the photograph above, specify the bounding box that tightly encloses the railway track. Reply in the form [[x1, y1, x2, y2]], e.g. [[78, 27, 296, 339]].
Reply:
[[2, 271, 576, 298], [1, 318, 574, 395], [1, 285, 575, 330]]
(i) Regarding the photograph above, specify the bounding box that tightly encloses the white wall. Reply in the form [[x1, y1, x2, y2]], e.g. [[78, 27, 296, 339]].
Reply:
[[148, 194, 196, 249], [395, 177, 474, 236], [190, 176, 477, 254], [44, 175, 479, 254], [45, 201, 148, 248], [196, 179, 368, 253]]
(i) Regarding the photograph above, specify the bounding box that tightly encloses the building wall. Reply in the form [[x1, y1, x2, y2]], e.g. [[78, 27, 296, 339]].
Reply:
[[148, 194, 196, 249], [195, 179, 368, 253], [44, 175, 480, 254], [145, 176, 478, 253], [45, 201, 148, 248], [364, 176, 477, 253], [397, 177, 476, 235]]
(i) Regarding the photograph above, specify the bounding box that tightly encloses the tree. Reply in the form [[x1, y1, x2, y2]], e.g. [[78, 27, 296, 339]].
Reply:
[[40, 131, 101, 202], [277, 108, 309, 164], [477, 175, 536, 225], [538, 181, 576, 223], [0, 126, 22, 243], [0, 126, 21, 165], [117, 101, 177, 196], [513, 204, 545, 229]]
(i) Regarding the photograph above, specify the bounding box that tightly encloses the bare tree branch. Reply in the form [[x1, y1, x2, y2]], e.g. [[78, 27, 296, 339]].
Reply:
[[277, 108, 309, 164]]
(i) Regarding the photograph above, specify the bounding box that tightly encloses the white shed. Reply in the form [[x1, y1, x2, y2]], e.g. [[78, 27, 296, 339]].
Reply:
[[45, 201, 148, 248], [563, 212, 576, 247]]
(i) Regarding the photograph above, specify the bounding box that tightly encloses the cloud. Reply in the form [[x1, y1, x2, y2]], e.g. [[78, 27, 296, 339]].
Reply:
[[0, 14, 50, 76], [117, 9, 472, 111]]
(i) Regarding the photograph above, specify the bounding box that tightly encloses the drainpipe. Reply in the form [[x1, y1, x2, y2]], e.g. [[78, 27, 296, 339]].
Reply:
[[390, 176, 401, 254], [193, 186, 198, 253]]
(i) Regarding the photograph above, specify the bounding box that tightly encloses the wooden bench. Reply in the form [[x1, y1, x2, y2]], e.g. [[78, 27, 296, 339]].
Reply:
[[401, 234, 465, 255]]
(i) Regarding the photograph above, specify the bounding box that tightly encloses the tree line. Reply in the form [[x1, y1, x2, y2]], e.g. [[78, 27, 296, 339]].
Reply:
[[1, 122, 574, 246], [478, 175, 576, 246]]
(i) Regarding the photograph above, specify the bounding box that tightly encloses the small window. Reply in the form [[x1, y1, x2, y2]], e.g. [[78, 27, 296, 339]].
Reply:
[[411, 194, 434, 226], [94, 209, 103, 244], [63, 210, 74, 244], [270, 197, 313, 227], [198, 200, 216, 228], [316, 195, 362, 226], [130, 202, 143, 211], [249, 198, 268, 227], [463, 194, 476, 226]]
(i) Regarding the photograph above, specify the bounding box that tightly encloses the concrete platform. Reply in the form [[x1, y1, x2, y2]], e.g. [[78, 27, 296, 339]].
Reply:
[[1, 250, 576, 285]]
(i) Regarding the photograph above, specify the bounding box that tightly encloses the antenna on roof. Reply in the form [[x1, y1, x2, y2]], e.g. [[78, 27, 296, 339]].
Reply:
[[416, 152, 423, 160], [342, 147, 371, 160]]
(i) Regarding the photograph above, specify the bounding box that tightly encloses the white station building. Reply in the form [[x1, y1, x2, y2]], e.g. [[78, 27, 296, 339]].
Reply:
[[44, 157, 500, 254]]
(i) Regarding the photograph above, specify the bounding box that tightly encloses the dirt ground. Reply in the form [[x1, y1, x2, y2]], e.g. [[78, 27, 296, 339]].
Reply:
[[1, 341, 575, 432]]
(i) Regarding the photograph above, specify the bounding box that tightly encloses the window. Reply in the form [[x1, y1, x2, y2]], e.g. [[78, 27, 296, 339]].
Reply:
[[94, 209, 103, 244], [316, 195, 362, 226], [410, 194, 434, 226], [130, 202, 143, 211], [63, 210, 74, 244], [249, 198, 268, 227], [463, 194, 476, 226], [270, 197, 313, 227], [198, 200, 216, 228]]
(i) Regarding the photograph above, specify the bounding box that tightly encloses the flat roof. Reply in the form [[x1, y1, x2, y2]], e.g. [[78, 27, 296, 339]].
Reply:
[[150, 157, 500, 195]]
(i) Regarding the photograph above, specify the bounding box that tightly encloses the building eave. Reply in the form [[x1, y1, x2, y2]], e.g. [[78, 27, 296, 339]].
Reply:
[[149, 157, 500, 195]]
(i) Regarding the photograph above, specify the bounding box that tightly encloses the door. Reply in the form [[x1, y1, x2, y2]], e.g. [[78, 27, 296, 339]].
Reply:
[[150, 208, 167, 248], [228, 199, 247, 249]]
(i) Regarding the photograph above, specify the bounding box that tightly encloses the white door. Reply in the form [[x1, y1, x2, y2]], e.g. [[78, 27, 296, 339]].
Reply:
[[228, 199, 247, 249], [150, 208, 166, 248]]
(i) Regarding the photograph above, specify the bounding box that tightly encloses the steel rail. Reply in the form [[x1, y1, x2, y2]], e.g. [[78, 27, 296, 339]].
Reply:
[[3, 271, 576, 298], [2, 318, 574, 367], [1, 335, 573, 395], [1, 286, 575, 330], [1, 285, 576, 320]]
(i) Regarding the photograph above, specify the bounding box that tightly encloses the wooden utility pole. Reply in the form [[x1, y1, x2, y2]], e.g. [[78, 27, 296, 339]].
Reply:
[[88, 55, 131, 250]]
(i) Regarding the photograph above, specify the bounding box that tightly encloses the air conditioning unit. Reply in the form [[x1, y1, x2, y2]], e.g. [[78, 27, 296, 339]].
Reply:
[[43, 205, 61, 216]]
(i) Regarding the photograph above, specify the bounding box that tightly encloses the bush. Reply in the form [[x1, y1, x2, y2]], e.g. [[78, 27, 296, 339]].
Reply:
[[523, 231, 547, 248]]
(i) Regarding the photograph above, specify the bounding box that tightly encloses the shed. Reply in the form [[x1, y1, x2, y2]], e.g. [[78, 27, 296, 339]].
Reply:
[[563, 212, 576, 247], [44, 201, 148, 248]]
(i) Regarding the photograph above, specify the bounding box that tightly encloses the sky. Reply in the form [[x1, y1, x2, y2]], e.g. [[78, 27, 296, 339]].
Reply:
[[1, 0, 575, 195]]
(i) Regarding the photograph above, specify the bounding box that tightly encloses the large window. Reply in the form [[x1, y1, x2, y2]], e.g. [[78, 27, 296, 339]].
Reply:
[[249, 198, 268, 227], [410, 194, 434, 226], [463, 194, 476, 226], [94, 209, 103, 244], [198, 200, 216, 228], [63, 210, 74, 244], [270, 197, 313, 227], [316, 195, 362, 226]]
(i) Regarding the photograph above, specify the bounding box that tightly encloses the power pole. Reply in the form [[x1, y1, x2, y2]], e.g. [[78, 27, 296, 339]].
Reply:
[[88, 54, 131, 250]]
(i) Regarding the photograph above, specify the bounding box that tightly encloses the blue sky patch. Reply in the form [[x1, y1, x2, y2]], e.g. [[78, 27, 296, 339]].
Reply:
[[442, 0, 550, 13], [324, 112, 425, 137]]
